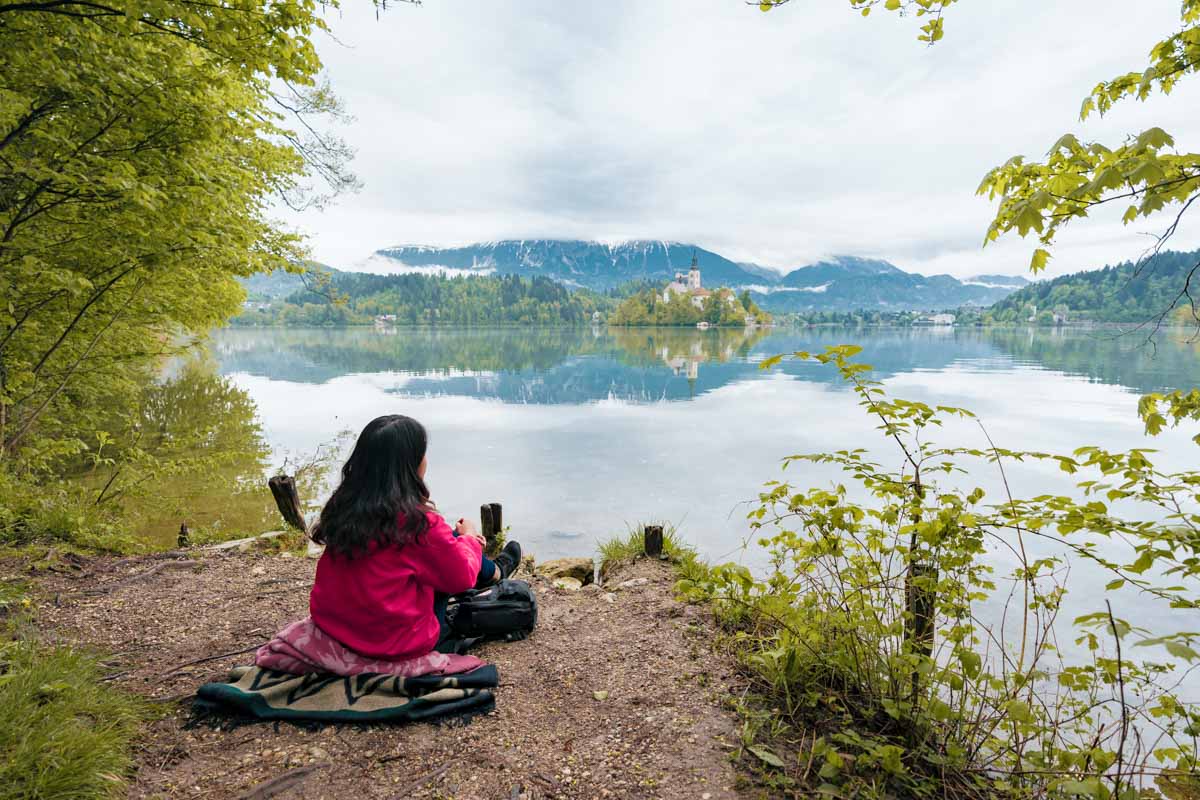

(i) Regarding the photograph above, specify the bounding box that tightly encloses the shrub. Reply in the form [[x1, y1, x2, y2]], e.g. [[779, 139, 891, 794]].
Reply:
[[676, 345, 1200, 798], [0, 469, 136, 553]]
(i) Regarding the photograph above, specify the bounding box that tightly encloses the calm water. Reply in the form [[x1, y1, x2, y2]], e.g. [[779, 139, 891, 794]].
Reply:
[[206, 325, 1200, 559]]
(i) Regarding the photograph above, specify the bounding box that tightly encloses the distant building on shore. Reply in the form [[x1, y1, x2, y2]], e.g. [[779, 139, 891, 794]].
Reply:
[[922, 313, 956, 326]]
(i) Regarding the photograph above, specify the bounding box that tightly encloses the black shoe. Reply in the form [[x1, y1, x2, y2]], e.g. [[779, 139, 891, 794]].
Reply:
[[493, 541, 522, 580]]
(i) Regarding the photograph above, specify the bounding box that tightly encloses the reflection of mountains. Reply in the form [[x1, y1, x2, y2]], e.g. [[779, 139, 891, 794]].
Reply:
[[209, 326, 1200, 404]]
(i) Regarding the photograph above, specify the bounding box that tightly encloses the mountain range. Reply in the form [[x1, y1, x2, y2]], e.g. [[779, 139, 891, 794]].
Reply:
[[366, 241, 1029, 311]]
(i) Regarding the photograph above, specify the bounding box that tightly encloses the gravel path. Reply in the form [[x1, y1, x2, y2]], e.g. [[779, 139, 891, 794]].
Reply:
[[28, 548, 747, 800]]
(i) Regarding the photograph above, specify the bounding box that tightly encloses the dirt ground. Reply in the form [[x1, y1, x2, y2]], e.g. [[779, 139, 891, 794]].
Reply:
[[25, 546, 749, 800]]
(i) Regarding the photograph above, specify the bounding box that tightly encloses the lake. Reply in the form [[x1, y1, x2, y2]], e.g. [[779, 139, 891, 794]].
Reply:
[[205, 324, 1200, 560]]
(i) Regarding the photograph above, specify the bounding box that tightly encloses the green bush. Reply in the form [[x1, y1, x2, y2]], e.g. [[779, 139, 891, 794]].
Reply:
[[675, 345, 1200, 798], [0, 641, 144, 800], [0, 469, 136, 553]]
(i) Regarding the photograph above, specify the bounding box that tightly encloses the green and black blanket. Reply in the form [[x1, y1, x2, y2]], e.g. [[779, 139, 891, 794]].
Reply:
[[194, 664, 498, 724]]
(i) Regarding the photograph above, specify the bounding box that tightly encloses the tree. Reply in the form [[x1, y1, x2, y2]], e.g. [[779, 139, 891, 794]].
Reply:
[[0, 0, 360, 465], [758, 0, 1200, 320]]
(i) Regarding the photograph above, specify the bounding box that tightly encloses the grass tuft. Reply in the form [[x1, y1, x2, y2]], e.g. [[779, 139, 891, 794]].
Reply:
[[0, 640, 144, 800], [596, 522, 696, 576]]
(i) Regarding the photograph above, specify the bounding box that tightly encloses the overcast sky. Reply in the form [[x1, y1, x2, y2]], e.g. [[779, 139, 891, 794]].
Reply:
[[285, 0, 1200, 278]]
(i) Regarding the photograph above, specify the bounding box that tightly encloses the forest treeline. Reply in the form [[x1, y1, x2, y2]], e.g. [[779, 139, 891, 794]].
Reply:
[[987, 248, 1200, 324], [234, 272, 629, 326]]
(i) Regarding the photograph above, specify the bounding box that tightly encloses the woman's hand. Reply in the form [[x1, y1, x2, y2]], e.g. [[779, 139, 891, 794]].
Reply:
[[456, 518, 485, 545]]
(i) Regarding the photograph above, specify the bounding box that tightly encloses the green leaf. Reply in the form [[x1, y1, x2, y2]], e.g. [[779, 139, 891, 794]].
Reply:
[[748, 745, 785, 768], [759, 354, 784, 371], [1030, 248, 1051, 273], [1004, 699, 1033, 723], [1165, 641, 1200, 661]]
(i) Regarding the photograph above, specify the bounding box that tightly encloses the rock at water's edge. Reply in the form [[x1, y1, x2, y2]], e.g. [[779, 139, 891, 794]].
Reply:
[[536, 557, 594, 585], [552, 577, 584, 591]]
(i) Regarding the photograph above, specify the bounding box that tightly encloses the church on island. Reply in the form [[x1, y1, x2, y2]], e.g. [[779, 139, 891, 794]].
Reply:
[[662, 254, 739, 311]]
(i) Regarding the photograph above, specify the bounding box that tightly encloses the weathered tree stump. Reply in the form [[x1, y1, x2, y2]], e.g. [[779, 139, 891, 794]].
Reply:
[[644, 525, 664, 558], [268, 475, 307, 533]]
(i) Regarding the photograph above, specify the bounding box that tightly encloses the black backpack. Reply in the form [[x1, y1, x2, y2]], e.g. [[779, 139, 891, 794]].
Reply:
[[440, 580, 538, 653]]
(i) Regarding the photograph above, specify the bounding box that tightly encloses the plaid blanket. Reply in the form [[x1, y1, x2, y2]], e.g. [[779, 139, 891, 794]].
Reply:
[[194, 616, 497, 723], [194, 664, 498, 723]]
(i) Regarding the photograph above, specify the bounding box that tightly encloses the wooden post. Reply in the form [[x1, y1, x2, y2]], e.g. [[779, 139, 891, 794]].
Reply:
[[177, 522, 190, 547], [644, 525, 664, 558], [480, 503, 503, 557], [481, 504, 496, 548], [488, 503, 502, 539], [268, 475, 307, 533]]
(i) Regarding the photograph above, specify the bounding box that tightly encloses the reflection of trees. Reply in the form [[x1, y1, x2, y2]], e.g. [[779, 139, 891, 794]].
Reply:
[[215, 326, 774, 381], [981, 328, 1200, 395], [213, 327, 612, 381], [607, 327, 770, 370], [208, 325, 1200, 407], [84, 356, 276, 547]]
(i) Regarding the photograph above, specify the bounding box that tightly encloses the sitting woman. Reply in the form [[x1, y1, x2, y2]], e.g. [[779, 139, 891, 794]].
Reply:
[[307, 414, 522, 660]]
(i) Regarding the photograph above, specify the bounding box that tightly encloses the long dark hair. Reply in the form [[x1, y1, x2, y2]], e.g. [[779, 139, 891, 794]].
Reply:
[[311, 415, 432, 558]]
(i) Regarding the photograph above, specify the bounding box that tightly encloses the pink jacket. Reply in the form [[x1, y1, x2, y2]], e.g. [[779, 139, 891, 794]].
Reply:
[[309, 510, 482, 660]]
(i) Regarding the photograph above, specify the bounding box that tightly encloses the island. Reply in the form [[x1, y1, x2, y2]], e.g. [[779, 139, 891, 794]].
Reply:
[[608, 255, 772, 327]]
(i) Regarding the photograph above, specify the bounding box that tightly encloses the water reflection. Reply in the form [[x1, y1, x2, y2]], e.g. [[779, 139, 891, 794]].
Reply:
[[204, 325, 1200, 564], [99, 357, 279, 547], [210, 325, 1200, 403]]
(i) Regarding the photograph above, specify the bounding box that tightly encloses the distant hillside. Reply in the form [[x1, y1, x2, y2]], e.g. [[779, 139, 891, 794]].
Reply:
[[240, 264, 335, 300], [988, 249, 1200, 323], [752, 256, 1024, 312]]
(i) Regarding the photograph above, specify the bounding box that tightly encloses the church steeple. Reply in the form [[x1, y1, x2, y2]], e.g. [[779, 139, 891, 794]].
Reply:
[[687, 251, 701, 290]]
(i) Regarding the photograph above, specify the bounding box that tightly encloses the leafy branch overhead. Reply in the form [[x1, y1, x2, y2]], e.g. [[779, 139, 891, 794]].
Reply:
[[759, 0, 1200, 277]]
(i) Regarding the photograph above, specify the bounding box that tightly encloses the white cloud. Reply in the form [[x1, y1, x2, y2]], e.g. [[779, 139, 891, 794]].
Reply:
[[285, 0, 1200, 278]]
